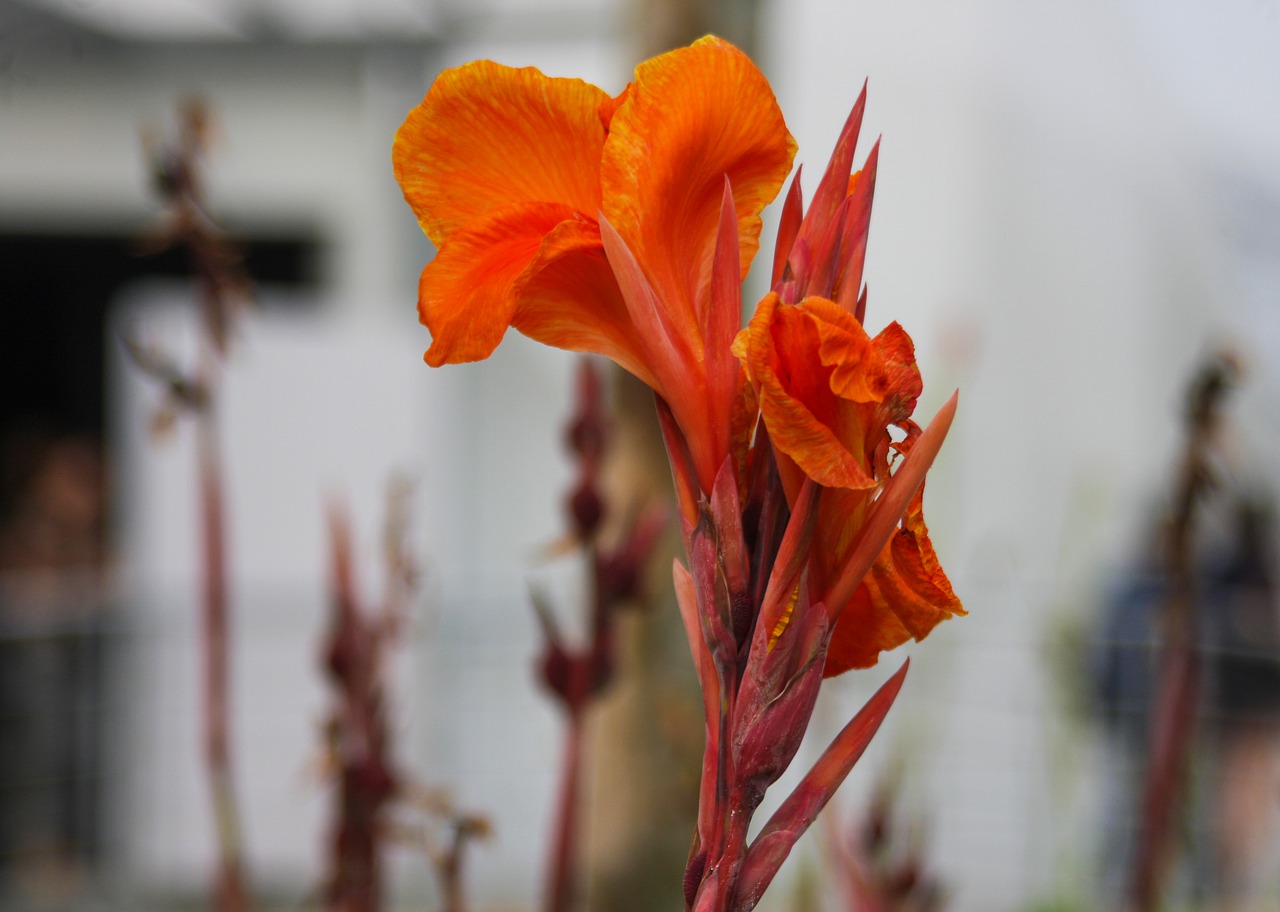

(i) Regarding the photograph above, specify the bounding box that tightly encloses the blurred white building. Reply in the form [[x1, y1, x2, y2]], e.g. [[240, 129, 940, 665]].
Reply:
[[1, 0, 1278, 909]]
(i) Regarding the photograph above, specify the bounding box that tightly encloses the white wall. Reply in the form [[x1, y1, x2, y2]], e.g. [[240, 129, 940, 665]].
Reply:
[[760, 1, 1280, 908], [0, 11, 626, 908]]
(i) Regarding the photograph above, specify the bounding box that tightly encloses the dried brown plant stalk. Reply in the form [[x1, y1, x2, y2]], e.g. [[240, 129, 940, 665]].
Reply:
[[130, 98, 256, 912]]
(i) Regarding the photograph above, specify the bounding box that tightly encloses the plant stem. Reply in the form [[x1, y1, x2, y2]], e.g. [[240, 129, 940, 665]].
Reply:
[[1129, 355, 1234, 912], [198, 362, 250, 912], [546, 707, 586, 912]]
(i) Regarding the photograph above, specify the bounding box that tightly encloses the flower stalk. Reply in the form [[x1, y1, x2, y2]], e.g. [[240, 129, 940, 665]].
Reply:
[[131, 100, 256, 912], [393, 39, 966, 911]]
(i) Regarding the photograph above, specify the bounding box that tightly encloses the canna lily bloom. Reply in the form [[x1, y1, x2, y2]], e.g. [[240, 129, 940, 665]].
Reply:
[[394, 38, 967, 908], [736, 292, 964, 675], [393, 36, 796, 493]]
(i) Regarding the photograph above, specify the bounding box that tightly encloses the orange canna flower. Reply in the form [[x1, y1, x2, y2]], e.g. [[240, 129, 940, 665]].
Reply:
[[736, 291, 964, 675], [393, 36, 796, 492], [394, 41, 967, 907]]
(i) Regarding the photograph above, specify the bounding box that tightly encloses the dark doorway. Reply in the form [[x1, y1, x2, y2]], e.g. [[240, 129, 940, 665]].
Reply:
[[0, 227, 319, 897]]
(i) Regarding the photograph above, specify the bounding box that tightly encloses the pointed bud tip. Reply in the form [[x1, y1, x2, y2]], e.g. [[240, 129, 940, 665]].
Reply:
[[935, 389, 959, 429]]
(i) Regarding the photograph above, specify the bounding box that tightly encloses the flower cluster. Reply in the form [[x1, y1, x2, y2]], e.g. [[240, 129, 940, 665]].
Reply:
[[394, 36, 964, 912]]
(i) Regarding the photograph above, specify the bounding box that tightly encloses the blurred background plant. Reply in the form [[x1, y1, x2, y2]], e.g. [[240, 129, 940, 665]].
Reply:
[[528, 359, 666, 912], [322, 487, 490, 912], [831, 774, 944, 912], [126, 95, 255, 912]]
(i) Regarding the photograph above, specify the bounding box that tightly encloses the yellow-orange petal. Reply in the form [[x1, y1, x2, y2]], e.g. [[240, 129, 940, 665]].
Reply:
[[394, 60, 608, 247], [823, 586, 913, 675], [418, 203, 572, 366], [511, 219, 661, 391], [601, 36, 796, 349]]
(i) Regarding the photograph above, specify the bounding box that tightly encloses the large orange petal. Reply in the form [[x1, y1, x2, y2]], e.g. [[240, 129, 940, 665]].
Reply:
[[394, 61, 608, 247], [418, 203, 573, 366], [602, 36, 796, 350], [511, 219, 660, 391]]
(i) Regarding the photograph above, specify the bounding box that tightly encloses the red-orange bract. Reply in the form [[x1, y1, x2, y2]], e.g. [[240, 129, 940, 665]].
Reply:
[[395, 35, 968, 912]]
